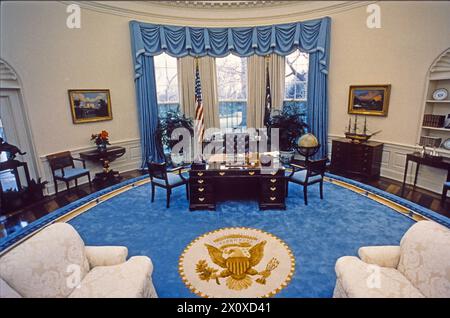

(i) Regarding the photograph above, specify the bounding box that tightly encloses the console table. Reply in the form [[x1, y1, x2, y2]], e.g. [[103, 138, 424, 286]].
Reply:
[[401, 152, 450, 196], [79, 146, 126, 185], [189, 162, 286, 211], [330, 138, 383, 179]]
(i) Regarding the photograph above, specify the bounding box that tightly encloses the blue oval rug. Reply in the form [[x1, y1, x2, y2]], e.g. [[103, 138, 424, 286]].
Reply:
[[68, 180, 416, 297]]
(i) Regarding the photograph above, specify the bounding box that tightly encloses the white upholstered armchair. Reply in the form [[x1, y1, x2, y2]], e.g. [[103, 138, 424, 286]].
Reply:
[[333, 220, 450, 298], [0, 223, 158, 298]]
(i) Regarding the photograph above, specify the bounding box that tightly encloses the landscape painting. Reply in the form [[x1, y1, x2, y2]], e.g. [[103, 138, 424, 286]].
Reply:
[[348, 85, 391, 116], [68, 89, 112, 124]]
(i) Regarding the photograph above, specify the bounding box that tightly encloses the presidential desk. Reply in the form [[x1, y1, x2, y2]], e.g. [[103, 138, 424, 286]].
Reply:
[[188, 160, 286, 211]]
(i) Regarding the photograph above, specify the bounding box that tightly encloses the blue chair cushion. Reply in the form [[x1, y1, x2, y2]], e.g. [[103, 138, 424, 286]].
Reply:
[[445, 181, 450, 188], [288, 170, 322, 184], [54, 168, 89, 179], [153, 172, 188, 187]]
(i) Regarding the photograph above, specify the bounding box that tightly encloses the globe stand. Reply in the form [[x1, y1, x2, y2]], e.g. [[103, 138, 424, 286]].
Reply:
[[295, 133, 321, 164], [296, 144, 320, 163]]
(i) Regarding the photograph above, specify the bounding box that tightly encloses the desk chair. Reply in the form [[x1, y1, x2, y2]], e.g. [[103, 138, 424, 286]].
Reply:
[[47, 151, 91, 194], [147, 161, 188, 208], [286, 158, 328, 205]]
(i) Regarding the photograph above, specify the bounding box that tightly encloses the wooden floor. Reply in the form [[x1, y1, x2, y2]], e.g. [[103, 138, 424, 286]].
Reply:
[[1, 169, 448, 239]]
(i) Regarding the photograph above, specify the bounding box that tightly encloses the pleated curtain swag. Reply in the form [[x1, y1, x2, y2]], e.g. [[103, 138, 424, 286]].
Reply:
[[130, 18, 331, 164]]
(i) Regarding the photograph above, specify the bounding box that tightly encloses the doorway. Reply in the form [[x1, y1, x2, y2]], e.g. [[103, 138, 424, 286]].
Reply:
[[0, 59, 39, 194]]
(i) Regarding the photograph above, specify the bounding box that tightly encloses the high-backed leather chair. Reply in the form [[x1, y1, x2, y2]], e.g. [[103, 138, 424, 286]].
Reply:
[[46, 151, 91, 194], [224, 133, 249, 158]]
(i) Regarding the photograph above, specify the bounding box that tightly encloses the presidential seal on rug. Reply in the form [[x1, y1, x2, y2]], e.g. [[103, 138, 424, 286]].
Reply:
[[179, 227, 295, 298]]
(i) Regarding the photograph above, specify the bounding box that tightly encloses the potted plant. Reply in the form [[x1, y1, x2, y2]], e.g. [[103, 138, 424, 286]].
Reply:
[[156, 109, 194, 166], [91, 130, 110, 152], [268, 104, 308, 163]]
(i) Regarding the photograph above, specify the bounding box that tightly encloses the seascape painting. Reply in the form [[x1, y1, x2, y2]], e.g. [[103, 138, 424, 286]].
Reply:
[[348, 85, 391, 116]]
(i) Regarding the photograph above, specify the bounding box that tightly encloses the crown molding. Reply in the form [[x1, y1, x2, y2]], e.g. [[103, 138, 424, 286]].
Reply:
[[156, 1, 293, 9], [61, 1, 376, 27]]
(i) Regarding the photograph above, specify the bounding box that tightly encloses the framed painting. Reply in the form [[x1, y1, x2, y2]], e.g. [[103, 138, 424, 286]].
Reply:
[[68, 89, 112, 124], [348, 85, 391, 116]]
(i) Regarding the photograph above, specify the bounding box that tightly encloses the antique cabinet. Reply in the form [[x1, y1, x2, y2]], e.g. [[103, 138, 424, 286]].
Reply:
[[330, 138, 383, 179]]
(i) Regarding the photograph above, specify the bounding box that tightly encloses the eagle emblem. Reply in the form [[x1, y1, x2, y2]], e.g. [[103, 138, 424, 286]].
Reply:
[[196, 240, 279, 291]]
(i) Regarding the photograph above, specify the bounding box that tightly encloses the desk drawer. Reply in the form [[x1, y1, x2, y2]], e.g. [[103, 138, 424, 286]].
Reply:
[[260, 177, 285, 186], [190, 177, 210, 185], [261, 182, 284, 194], [260, 194, 284, 204], [190, 184, 213, 194], [190, 170, 213, 177], [190, 193, 214, 204]]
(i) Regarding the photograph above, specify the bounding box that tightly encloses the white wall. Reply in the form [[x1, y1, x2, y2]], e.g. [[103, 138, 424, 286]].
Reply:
[[1, 1, 141, 192], [1, 1, 449, 193], [327, 2, 450, 193]]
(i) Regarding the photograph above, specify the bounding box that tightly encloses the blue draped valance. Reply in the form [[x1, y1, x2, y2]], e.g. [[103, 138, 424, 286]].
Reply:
[[130, 17, 330, 79], [130, 18, 330, 165]]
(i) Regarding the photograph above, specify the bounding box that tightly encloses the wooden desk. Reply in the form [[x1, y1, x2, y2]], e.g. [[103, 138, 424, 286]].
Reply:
[[79, 146, 126, 185], [401, 152, 450, 195], [189, 162, 286, 211]]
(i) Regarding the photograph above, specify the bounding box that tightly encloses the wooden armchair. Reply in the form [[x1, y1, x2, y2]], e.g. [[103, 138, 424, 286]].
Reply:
[[286, 158, 328, 205], [46, 151, 91, 194], [147, 161, 189, 208]]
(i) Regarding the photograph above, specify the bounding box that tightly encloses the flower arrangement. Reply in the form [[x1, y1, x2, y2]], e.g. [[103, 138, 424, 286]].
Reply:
[[91, 130, 110, 151]]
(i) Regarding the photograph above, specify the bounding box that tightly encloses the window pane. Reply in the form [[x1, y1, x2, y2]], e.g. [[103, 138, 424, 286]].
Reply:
[[216, 55, 247, 130], [284, 51, 309, 101], [154, 53, 180, 116]]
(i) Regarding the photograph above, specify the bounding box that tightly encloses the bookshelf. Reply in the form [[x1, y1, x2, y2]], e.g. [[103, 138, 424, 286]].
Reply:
[[417, 48, 450, 155]]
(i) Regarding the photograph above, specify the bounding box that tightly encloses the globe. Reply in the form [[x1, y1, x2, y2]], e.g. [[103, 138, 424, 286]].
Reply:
[[296, 133, 320, 160]]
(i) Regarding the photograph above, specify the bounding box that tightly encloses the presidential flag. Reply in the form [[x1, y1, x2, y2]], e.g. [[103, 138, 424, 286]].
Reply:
[[263, 59, 272, 127]]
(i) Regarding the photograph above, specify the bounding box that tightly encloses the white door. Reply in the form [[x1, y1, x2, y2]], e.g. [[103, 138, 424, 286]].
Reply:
[[0, 89, 38, 187]]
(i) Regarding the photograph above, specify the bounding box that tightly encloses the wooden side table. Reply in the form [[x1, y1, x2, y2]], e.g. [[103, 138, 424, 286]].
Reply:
[[401, 152, 450, 196], [79, 146, 126, 185]]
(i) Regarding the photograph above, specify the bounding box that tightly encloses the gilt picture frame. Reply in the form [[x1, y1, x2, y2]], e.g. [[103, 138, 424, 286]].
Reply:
[[68, 89, 112, 124], [348, 85, 391, 116]]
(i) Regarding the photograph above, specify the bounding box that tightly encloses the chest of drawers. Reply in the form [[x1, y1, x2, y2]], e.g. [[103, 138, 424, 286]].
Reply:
[[330, 138, 383, 179]]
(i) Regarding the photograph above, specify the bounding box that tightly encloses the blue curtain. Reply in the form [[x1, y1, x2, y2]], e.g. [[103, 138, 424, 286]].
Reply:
[[131, 24, 164, 167], [130, 18, 331, 162]]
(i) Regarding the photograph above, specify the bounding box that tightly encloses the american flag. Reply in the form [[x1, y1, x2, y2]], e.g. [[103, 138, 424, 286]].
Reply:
[[194, 60, 204, 144]]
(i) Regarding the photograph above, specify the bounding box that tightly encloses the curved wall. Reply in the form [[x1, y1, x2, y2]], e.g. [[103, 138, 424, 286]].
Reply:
[[1, 1, 450, 193]]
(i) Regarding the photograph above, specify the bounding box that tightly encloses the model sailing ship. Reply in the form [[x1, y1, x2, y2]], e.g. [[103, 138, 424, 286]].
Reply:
[[345, 115, 381, 143]]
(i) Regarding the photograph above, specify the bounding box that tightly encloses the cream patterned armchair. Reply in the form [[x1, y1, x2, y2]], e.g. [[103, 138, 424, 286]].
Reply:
[[0, 223, 158, 298], [333, 221, 450, 298]]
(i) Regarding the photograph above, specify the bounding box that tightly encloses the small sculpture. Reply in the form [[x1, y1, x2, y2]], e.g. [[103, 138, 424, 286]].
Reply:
[[0, 137, 26, 160]]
